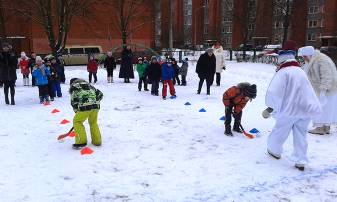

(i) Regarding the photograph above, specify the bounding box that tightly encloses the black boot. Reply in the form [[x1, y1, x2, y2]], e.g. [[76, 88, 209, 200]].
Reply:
[[72, 143, 87, 150], [39, 96, 44, 104], [10, 88, 15, 105], [5, 96, 9, 105], [225, 124, 233, 136], [233, 122, 243, 133]]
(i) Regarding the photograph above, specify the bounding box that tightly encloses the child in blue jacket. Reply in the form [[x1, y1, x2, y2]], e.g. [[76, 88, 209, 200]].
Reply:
[[161, 59, 176, 100], [32, 56, 51, 104]]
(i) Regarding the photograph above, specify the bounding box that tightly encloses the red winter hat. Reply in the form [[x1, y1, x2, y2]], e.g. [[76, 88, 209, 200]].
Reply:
[[282, 40, 298, 51]]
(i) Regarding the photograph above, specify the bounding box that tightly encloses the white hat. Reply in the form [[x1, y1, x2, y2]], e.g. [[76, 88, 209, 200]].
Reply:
[[298, 46, 315, 56], [36, 56, 44, 63]]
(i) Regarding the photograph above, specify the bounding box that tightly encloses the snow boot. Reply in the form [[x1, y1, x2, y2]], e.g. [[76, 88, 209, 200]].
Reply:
[[233, 123, 243, 133], [308, 126, 325, 135], [295, 164, 305, 171], [267, 150, 281, 160], [324, 125, 330, 134], [225, 124, 233, 136], [72, 143, 87, 150]]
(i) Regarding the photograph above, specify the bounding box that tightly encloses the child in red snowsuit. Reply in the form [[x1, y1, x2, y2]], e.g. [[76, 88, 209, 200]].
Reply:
[[87, 55, 98, 83]]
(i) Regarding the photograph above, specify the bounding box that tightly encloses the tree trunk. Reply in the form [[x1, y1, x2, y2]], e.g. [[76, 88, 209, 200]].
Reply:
[[282, 0, 290, 44]]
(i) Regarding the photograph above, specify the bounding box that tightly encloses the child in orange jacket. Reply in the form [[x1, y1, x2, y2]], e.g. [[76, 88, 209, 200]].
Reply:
[[222, 82, 257, 136]]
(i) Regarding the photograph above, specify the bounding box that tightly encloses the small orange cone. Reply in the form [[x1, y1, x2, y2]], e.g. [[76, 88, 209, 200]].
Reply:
[[68, 131, 76, 137], [81, 147, 94, 155], [51, 109, 60, 114], [60, 119, 70, 124]]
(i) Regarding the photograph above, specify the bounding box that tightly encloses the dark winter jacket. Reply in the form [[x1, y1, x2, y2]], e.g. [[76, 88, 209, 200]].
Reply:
[[29, 57, 36, 71], [32, 64, 50, 86], [47, 65, 58, 82], [0, 52, 17, 82], [87, 59, 98, 73], [161, 63, 175, 80], [69, 79, 103, 112], [196, 52, 216, 80], [52, 62, 63, 80], [147, 62, 161, 81], [180, 61, 188, 76], [119, 48, 134, 78], [173, 63, 180, 76], [104, 56, 116, 70]]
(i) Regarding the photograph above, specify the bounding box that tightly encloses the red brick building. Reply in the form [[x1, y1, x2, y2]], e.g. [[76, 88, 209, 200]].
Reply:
[[1, 0, 337, 54]]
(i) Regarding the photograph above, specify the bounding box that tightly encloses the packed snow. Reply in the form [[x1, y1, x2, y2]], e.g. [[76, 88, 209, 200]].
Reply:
[[0, 61, 337, 202]]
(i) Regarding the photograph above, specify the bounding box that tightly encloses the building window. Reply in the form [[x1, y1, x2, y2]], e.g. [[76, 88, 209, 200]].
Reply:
[[307, 33, 316, 41], [275, 21, 283, 29], [248, 24, 254, 30], [205, 0, 209, 5], [225, 37, 232, 44], [308, 20, 317, 28], [204, 27, 208, 34], [308, 6, 318, 14]]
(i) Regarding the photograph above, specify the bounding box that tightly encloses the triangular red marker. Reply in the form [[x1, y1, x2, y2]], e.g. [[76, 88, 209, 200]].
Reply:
[[51, 109, 60, 114], [68, 131, 76, 137], [43, 102, 50, 106], [60, 119, 70, 124], [80, 147, 93, 155]]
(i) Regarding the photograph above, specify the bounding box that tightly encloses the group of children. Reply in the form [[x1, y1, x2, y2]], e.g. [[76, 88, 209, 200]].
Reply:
[[31, 56, 63, 104], [136, 56, 189, 100]]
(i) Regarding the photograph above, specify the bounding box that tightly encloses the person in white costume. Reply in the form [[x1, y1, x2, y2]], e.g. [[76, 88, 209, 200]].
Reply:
[[262, 41, 321, 171], [212, 41, 226, 86], [298, 46, 337, 135]]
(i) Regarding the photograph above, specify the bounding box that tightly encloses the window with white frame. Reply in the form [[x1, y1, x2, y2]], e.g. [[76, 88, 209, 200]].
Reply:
[[307, 33, 316, 41], [308, 6, 318, 14], [308, 20, 317, 28]]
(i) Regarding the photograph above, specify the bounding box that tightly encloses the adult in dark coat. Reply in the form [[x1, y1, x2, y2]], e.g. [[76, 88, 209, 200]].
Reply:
[[0, 43, 17, 105], [147, 56, 162, 96], [119, 46, 134, 83], [104, 51, 116, 83], [196, 48, 216, 95]]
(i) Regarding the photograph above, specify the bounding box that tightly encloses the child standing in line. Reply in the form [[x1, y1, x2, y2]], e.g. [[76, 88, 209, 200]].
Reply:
[[18, 52, 30, 86], [161, 59, 176, 100], [180, 58, 188, 86], [172, 58, 180, 85], [32, 56, 50, 104], [87, 55, 98, 83], [136, 57, 149, 91], [147, 56, 161, 96]]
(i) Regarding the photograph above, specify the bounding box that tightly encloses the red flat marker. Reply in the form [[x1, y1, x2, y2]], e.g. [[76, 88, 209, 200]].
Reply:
[[81, 147, 94, 155], [43, 102, 51, 106], [51, 109, 60, 114], [60, 119, 70, 124]]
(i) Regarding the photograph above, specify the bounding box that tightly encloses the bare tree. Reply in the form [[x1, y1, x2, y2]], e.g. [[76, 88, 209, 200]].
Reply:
[[14, 0, 92, 55], [272, 0, 292, 44], [104, 0, 153, 47], [0, 0, 7, 38]]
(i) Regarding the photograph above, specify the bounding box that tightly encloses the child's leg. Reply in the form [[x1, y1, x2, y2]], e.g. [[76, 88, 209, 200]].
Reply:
[[73, 111, 90, 144], [168, 80, 175, 96], [138, 77, 142, 90], [94, 73, 97, 83], [42, 85, 50, 101], [162, 80, 168, 98], [89, 72, 92, 83], [143, 77, 148, 90], [88, 109, 102, 146], [292, 118, 310, 165], [55, 81, 62, 97]]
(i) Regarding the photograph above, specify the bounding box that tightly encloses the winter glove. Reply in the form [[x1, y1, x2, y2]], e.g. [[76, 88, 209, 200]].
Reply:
[[262, 107, 273, 119], [319, 90, 328, 106]]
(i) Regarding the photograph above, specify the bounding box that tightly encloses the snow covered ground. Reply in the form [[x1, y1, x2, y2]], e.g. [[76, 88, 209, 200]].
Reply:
[[1, 61, 337, 202]]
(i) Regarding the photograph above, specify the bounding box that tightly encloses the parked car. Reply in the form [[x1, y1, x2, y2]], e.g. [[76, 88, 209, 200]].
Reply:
[[62, 46, 104, 65]]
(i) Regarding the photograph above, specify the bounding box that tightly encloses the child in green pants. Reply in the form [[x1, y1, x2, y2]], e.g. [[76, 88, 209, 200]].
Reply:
[[69, 78, 103, 149]]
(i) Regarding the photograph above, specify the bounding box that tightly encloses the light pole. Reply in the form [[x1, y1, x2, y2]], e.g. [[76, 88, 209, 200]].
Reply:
[[194, 6, 205, 48]]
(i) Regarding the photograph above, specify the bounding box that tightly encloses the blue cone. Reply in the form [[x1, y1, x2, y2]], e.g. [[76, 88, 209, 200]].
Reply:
[[184, 102, 191, 105], [199, 108, 206, 112], [249, 128, 260, 133], [219, 116, 225, 121]]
